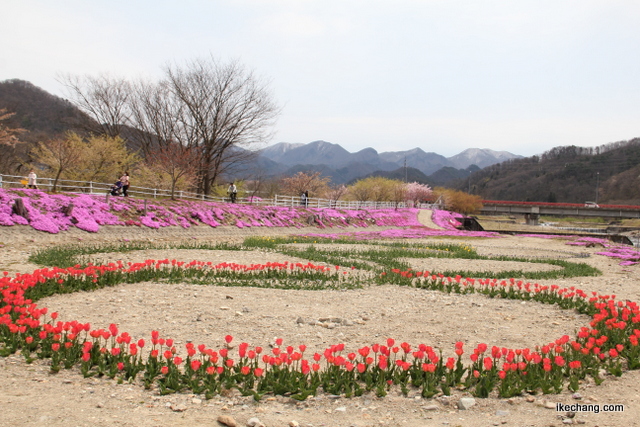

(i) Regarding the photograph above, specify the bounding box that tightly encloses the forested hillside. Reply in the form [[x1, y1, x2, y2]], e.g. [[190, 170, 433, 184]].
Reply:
[[459, 138, 640, 204], [0, 79, 92, 143]]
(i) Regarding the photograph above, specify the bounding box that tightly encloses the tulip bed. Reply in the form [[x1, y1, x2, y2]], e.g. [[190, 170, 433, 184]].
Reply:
[[4, 233, 639, 402]]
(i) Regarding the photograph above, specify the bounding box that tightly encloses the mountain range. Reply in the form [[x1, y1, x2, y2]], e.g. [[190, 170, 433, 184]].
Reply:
[[256, 140, 521, 185], [0, 78, 521, 186]]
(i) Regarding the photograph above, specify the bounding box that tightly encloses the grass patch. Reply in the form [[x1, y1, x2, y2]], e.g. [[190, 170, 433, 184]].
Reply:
[[28, 235, 602, 282]]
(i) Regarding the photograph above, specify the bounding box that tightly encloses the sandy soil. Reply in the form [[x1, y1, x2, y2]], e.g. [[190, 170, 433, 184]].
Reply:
[[1, 213, 640, 427]]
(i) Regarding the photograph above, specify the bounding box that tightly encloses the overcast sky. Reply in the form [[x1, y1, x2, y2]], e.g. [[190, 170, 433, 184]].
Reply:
[[2, 1, 639, 157]]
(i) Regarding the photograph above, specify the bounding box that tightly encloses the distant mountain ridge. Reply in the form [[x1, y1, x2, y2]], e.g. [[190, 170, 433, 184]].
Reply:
[[258, 141, 522, 184], [0, 78, 522, 187]]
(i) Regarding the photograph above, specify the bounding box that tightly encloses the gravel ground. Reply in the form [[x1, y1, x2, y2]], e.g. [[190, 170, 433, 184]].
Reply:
[[1, 213, 640, 427]]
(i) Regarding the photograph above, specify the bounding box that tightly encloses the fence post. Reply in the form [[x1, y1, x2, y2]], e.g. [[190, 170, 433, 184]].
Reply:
[[154, 188, 157, 199], [89, 181, 93, 194]]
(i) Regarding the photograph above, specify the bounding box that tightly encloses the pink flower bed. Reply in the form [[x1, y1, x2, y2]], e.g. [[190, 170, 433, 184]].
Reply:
[[0, 189, 422, 234]]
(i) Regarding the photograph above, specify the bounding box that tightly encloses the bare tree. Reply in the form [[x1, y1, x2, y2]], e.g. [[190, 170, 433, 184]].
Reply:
[[59, 73, 131, 138], [61, 57, 279, 195], [163, 57, 279, 194], [145, 143, 199, 200]]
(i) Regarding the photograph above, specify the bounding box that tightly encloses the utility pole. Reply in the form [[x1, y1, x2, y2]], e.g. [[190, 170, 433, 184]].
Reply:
[[404, 157, 407, 183], [595, 172, 600, 204]]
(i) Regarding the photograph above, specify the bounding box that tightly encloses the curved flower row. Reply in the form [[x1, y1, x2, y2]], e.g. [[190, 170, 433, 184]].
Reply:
[[1, 262, 639, 399]]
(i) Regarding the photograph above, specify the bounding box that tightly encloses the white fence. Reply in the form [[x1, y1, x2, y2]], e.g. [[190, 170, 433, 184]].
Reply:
[[0, 173, 426, 210]]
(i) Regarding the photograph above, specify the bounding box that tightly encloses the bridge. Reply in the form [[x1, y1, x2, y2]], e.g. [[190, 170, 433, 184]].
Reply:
[[480, 200, 640, 224]]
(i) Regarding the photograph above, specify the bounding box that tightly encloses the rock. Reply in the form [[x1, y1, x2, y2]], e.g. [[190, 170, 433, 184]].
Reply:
[[543, 401, 556, 409], [335, 406, 346, 412], [170, 403, 187, 412], [217, 415, 238, 427], [247, 417, 265, 427], [289, 422, 300, 427], [562, 419, 574, 424], [457, 397, 476, 410], [192, 398, 202, 404], [296, 317, 306, 324], [495, 410, 509, 416], [572, 393, 583, 400], [525, 396, 536, 403], [422, 404, 439, 411], [220, 306, 231, 310]]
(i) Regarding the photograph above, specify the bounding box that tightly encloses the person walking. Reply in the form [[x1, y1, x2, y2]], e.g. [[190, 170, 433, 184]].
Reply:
[[27, 169, 38, 189], [120, 171, 130, 197], [304, 190, 309, 207], [227, 182, 237, 203]]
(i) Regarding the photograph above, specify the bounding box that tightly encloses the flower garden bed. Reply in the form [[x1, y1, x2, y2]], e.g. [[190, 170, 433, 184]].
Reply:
[[3, 232, 640, 402]]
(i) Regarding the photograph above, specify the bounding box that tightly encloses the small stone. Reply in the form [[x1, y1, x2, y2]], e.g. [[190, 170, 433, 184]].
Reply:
[[288, 421, 300, 427], [220, 306, 231, 310], [326, 323, 336, 329], [226, 295, 233, 299], [335, 406, 346, 412], [562, 419, 574, 425], [422, 404, 439, 411], [242, 307, 250, 313], [458, 397, 476, 410], [495, 410, 509, 416], [296, 317, 305, 324], [170, 403, 187, 412], [192, 398, 202, 404], [572, 393, 583, 400], [96, 402, 105, 408], [234, 311, 243, 316], [217, 415, 238, 427], [247, 417, 265, 427], [544, 401, 556, 409], [525, 396, 535, 403]]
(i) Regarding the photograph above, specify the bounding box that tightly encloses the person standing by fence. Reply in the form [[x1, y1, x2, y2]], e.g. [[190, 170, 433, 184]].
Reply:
[[120, 171, 130, 197], [227, 182, 237, 203], [27, 169, 38, 189]]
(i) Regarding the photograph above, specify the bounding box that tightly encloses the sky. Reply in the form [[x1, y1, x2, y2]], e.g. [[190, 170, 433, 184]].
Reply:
[[2, 1, 640, 157]]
